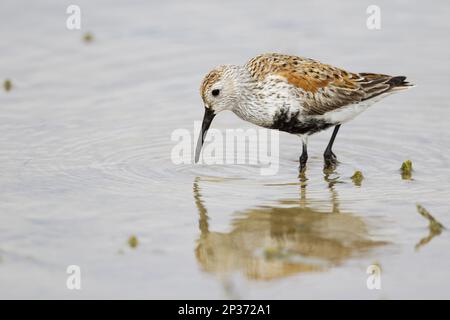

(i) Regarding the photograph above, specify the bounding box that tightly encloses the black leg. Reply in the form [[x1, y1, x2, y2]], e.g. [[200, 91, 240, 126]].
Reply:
[[324, 124, 340, 166], [299, 141, 308, 172]]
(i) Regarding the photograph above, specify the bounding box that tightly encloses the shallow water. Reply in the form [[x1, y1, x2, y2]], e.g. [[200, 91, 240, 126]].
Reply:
[[1, 0, 450, 299]]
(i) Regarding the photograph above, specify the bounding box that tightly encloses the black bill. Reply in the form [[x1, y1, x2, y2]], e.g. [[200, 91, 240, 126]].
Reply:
[[195, 108, 216, 163]]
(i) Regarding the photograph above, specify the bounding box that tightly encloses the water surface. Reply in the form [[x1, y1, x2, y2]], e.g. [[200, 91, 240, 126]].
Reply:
[[1, 0, 450, 299]]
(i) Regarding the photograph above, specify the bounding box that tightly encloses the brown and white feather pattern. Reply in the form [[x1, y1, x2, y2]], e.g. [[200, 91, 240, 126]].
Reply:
[[245, 53, 412, 116]]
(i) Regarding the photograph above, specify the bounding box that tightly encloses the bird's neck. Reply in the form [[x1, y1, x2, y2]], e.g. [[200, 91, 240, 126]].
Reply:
[[232, 67, 275, 128]]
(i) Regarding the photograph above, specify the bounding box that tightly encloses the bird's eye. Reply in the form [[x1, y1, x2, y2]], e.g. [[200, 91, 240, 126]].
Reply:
[[211, 89, 220, 97]]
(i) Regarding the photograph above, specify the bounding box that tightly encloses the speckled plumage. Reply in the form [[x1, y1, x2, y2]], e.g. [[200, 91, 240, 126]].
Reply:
[[197, 53, 413, 169]]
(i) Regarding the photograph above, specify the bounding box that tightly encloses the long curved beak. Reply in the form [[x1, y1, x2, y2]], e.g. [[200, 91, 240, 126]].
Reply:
[[195, 108, 216, 163]]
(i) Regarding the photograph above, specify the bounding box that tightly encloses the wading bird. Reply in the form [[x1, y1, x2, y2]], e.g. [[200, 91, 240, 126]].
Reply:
[[195, 53, 412, 171]]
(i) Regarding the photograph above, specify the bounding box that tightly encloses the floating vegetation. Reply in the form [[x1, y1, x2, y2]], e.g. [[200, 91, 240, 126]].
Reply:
[[83, 32, 94, 43], [400, 160, 413, 179], [3, 79, 12, 92], [371, 261, 382, 271], [351, 170, 364, 186], [263, 247, 289, 260], [128, 235, 139, 249], [417, 204, 444, 233], [264, 247, 277, 259], [415, 204, 445, 250]]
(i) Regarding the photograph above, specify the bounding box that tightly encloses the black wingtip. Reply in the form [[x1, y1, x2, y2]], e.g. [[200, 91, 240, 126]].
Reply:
[[388, 76, 413, 87]]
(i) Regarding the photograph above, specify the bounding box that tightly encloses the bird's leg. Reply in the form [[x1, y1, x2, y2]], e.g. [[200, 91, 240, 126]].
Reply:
[[299, 136, 308, 173], [324, 124, 340, 167], [300, 143, 308, 172]]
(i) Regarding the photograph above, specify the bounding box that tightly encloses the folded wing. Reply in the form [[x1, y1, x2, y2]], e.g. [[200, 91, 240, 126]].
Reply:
[[246, 53, 413, 116]]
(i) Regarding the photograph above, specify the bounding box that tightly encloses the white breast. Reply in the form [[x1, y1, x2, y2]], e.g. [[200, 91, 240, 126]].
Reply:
[[234, 75, 304, 127]]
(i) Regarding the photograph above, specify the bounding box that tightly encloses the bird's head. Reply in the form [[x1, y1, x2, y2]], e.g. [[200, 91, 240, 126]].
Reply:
[[195, 65, 240, 162], [200, 65, 240, 113]]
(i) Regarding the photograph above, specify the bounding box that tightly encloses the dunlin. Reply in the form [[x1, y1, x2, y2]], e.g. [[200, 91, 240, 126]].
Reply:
[[195, 53, 413, 171]]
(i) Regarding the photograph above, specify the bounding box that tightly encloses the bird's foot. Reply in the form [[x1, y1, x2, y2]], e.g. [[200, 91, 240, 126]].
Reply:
[[299, 163, 307, 174], [299, 155, 308, 174], [298, 170, 307, 182], [324, 151, 338, 169]]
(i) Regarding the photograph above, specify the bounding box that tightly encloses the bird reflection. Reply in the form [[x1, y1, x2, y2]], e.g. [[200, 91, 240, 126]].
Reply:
[[193, 169, 386, 281]]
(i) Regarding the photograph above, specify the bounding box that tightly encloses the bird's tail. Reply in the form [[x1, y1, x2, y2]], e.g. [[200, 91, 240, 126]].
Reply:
[[359, 73, 414, 100]]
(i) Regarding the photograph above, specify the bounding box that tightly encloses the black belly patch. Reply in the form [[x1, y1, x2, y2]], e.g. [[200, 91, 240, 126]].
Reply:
[[270, 109, 334, 135]]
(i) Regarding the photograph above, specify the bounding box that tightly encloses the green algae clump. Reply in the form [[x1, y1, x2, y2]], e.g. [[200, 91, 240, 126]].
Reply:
[[351, 170, 364, 186], [400, 160, 413, 179], [3, 79, 12, 92], [83, 32, 94, 43], [128, 235, 139, 249], [415, 204, 445, 250], [264, 247, 288, 260], [416, 204, 444, 233]]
